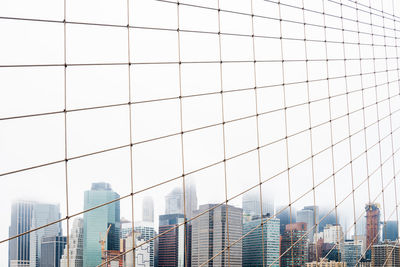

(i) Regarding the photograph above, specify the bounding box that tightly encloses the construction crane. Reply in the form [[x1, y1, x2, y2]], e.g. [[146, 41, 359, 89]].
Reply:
[[100, 224, 112, 264]]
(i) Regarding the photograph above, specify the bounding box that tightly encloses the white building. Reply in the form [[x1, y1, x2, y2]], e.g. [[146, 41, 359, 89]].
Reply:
[[323, 224, 344, 245], [60, 218, 84, 267], [121, 231, 150, 267], [134, 221, 156, 267]]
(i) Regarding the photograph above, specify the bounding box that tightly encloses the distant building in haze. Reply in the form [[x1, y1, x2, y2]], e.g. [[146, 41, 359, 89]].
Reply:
[[142, 196, 154, 223], [365, 203, 380, 249], [297, 208, 314, 241], [9, 201, 34, 267], [191, 204, 242, 266], [30, 203, 62, 267], [319, 210, 337, 232], [60, 218, 83, 267], [382, 221, 398, 241], [242, 191, 274, 218], [40, 236, 66, 267], [280, 222, 308, 267], [83, 182, 120, 267], [243, 215, 280, 266], [276, 206, 296, 235], [165, 184, 197, 219]]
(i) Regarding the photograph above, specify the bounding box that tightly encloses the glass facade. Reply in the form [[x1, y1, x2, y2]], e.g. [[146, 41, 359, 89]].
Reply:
[[243, 216, 280, 266], [82, 182, 120, 267]]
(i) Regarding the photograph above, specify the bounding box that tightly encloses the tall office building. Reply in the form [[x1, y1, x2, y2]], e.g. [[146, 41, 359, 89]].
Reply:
[[185, 179, 198, 220], [382, 221, 398, 241], [243, 215, 280, 266], [40, 236, 66, 267], [60, 218, 84, 267], [134, 221, 156, 267], [191, 204, 242, 266], [280, 222, 308, 267], [304, 206, 319, 241], [142, 196, 154, 223], [9, 201, 34, 267], [165, 188, 184, 215], [242, 191, 274, 218], [276, 206, 296, 235], [30, 203, 62, 267], [157, 214, 187, 267], [297, 208, 314, 241], [83, 182, 120, 267], [342, 239, 362, 267], [165, 184, 197, 219], [365, 203, 380, 249]]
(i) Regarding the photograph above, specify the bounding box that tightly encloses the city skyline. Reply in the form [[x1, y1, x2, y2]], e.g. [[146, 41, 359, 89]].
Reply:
[[7, 180, 399, 267]]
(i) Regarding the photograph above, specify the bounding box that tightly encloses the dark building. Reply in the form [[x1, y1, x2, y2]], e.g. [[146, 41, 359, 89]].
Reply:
[[382, 220, 398, 241], [280, 222, 308, 267], [158, 214, 191, 267], [276, 206, 296, 235], [365, 203, 380, 249], [40, 236, 66, 267], [308, 238, 323, 262], [321, 242, 341, 262], [8, 201, 34, 267]]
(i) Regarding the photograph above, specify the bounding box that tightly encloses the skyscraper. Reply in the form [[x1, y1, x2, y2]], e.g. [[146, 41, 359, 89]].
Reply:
[[365, 203, 380, 249], [165, 184, 197, 219], [185, 179, 198, 220], [60, 218, 84, 267], [191, 204, 242, 266], [142, 196, 154, 223], [382, 220, 398, 241], [280, 222, 308, 267], [304, 206, 319, 241], [30, 203, 62, 267], [165, 188, 184, 215], [297, 208, 314, 241], [157, 213, 186, 267], [39, 236, 66, 267], [243, 215, 280, 266], [9, 201, 34, 267], [83, 182, 120, 267], [276, 206, 296, 235], [242, 191, 274, 218]]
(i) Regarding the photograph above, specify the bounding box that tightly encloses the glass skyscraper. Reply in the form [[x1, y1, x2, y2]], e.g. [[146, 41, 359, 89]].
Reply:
[[243, 216, 280, 266], [9, 201, 34, 267], [83, 182, 120, 267], [29, 203, 62, 267]]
